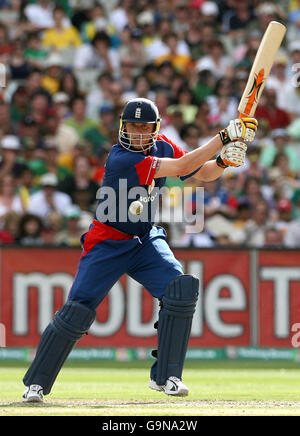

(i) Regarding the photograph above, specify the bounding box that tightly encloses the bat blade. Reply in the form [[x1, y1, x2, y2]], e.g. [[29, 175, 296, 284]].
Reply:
[[238, 21, 286, 118]]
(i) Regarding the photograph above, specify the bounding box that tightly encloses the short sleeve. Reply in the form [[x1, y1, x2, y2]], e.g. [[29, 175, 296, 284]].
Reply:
[[157, 134, 188, 159], [134, 156, 159, 185], [105, 148, 159, 187]]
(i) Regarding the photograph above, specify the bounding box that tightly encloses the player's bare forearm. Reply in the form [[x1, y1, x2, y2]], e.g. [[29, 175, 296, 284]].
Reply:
[[155, 135, 222, 178], [192, 160, 225, 181]]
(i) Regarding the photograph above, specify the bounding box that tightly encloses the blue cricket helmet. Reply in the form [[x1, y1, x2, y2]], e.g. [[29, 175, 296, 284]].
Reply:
[[119, 98, 161, 152]]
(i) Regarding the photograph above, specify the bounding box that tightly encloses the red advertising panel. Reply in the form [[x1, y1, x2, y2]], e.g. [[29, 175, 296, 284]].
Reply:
[[176, 250, 251, 346], [258, 251, 300, 347], [0, 248, 251, 348], [1, 248, 81, 347]]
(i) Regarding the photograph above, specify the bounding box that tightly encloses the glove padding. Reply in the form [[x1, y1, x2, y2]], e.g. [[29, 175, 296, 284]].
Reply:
[[220, 117, 258, 145], [219, 141, 247, 167]]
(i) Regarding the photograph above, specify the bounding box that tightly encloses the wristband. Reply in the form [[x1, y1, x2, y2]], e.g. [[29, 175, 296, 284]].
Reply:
[[216, 155, 228, 169], [219, 129, 231, 145]]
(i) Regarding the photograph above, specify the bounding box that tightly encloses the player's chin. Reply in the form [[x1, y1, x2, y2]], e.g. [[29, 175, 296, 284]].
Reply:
[[130, 141, 149, 150]]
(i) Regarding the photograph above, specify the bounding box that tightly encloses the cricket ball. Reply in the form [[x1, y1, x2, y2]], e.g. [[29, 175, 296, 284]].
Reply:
[[129, 200, 143, 215]]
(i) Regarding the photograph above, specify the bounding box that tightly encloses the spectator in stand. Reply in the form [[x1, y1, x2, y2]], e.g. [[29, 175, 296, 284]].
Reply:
[[52, 92, 71, 121], [26, 69, 50, 100], [123, 74, 155, 103], [36, 138, 71, 183], [58, 155, 98, 213], [155, 60, 175, 93], [255, 88, 290, 130], [27, 172, 72, 220], [275, 198, 293, 237], [16, 213, 44, 246], [222, 0, 256, 36], [17, 167, 36, 212], [27, 91, 51, 130], [86, 72, 113, 120], [91, 148, 109, 186], [109, 0, 133, 34], [24, 32, 49, 69], [236, 144, 268, 191], [265, 53, 291, 113], [221, 171, 240, 210], [196, 39, 234, 79], [180, 123, 202, 151], [107, 80, 125, 116], [74, 31, 120, 76], [9, 39, 31, 80], [0, 174, 24, 226], [138, 11, 158, 52], [56, 140, 93, 176], [284, 216, 300, 247], [0, 102, 15, 135], [185, 18, 203, 62], [80, 3, 117, 45], [42, 6, 82, 50], [159, 110, 186, 150], [286, 40, 300, 81], [253, 2, 283, 33], [58, 71, 82, 102], [263, 226, 284, 247], [291, 186, 300, 219], [193, 69, 216, 104], [84, 105, 117, 156], [232, 198, 252, 233], [203, 178, 236, 220], [241, 176, 265, 208], [288, 0, 300, 40], [243, 200, 272, 247], [46, 102, 78, 156], [55, 204, 82, 247], [19, 115, 40, 152], [260, 128, 300, 173], [24, 0, 70, 31], [10, 86, 28, 130], [117, 54, 136, 93], [173, 1, 190, 37], [0, 135, 27, 181], [63, 96, 98, 140], [119, 28, 147, 68], [169, 73, 186, 105], [281, 44, 300, 118], [272, 152, 295, 181], [206, 77, 237, 125], [194, 101, 210, 138], [42, 52, 65, 95], [0, 211, 20, 244], [155, 32, 191, 73], [0, 23, 13, 65], [155, 91, 172, 130], [168, 86, 198, 124]]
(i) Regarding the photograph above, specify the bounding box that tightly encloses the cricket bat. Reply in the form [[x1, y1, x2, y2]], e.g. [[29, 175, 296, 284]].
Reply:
[[238, 21, 286, 118]]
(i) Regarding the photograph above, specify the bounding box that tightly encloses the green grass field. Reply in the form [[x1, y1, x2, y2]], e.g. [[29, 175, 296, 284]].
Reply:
[[1, 360, 300, 416]]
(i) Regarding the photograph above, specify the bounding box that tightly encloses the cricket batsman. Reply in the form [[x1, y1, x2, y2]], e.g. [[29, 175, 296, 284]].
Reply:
[[22, 98, 257, 401]]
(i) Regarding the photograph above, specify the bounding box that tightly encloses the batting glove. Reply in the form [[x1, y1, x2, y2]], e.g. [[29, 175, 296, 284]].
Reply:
[[216, 141, 247, 168], [219, 117, 258, 145]]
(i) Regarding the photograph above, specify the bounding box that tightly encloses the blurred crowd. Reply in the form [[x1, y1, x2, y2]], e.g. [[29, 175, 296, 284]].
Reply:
[[0, 0, 300, 248]]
